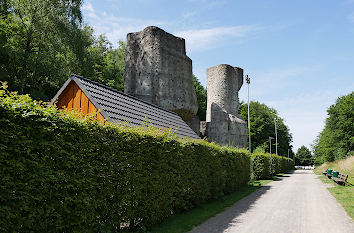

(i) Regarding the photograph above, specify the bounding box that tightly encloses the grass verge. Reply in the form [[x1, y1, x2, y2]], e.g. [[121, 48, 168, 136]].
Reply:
[[149, 178, 275, 233], [314, 156, 354, 220]]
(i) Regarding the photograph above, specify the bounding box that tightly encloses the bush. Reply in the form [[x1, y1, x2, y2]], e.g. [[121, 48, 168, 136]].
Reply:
[[251, 152, 294, 180], [0, 84, 250, 232]]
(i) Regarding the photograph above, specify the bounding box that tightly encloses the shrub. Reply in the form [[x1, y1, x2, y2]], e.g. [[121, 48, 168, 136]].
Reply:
[[251, 152, 294, 180], [0, 84, 250, 232]]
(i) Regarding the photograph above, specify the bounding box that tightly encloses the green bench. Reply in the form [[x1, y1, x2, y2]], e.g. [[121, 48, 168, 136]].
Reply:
[[332, 173, 348, 186], [323, 169, 333, 179]]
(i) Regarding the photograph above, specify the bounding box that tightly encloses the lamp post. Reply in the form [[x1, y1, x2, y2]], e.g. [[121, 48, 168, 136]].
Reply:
[[246, 75, 251, 153], [274, 118, 278, 155], [288, 148, 290, 165], [269, 136, 274, 177]]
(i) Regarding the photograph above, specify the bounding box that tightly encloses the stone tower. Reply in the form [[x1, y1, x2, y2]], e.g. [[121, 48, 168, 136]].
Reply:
[[124, 26, 198, 122], [204, 64, 247, 148]]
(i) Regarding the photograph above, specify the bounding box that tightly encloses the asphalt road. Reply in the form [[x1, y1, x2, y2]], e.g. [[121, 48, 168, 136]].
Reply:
[[189, 170, 354, 233]]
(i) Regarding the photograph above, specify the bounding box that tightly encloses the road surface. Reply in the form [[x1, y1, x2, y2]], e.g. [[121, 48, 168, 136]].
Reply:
[[189, 170, 353, 233]]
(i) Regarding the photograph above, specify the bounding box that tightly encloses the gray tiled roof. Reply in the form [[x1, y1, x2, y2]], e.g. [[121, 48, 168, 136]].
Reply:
[[52, 75, 200, 139]]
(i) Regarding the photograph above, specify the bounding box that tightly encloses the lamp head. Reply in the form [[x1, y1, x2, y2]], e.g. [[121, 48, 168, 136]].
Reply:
[[246, 75, 250, 84]]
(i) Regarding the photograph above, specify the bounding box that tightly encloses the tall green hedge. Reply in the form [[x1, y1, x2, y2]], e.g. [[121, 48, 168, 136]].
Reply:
[[0, 84, 250, 232], [251, 152, 294, 180]]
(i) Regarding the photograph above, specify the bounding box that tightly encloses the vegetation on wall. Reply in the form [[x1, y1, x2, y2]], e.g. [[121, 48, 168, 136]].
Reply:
[[0, 84, 251, 232], [239, 101, 293, 156], [312, 92, 354, 165]]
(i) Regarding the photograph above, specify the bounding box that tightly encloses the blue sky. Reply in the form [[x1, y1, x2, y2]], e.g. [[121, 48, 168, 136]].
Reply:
[[82, 0, 354, 152]]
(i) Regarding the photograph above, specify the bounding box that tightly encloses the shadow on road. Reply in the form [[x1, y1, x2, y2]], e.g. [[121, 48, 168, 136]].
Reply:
[[190, 173, 294, 233], [190, 185, 274, 233]]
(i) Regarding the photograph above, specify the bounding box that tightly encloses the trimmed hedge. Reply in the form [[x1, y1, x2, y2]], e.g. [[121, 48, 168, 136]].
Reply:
[[0, 85, 250, 232], [251, 152, 294, 180]]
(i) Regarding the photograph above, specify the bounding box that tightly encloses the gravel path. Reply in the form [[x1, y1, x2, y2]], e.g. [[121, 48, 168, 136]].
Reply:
[[189, 170, 353, 233]]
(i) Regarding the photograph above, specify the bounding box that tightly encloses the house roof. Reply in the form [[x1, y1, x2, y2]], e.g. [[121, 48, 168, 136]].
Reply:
[[51, 75, 200, 139]]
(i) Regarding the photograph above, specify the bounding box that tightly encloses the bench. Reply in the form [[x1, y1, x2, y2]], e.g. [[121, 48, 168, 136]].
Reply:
[[332, 173, 348, 185], [325, 170, 333, 179]]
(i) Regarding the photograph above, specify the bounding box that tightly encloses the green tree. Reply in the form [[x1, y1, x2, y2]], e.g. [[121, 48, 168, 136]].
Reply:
[[193, 75, 207, 120], [239, 101, 293, 156], [312, 92, 354, 165], [79, 33, 125, 92], [296, 146, 313, 166], [0, 0, 126, 100], [0, 0, 83, 99]]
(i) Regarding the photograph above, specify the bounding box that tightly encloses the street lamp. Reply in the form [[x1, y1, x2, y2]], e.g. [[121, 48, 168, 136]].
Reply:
[[274, 118, 278, 155], [246, 75, 251, 153], [269, 136, 274, 177]]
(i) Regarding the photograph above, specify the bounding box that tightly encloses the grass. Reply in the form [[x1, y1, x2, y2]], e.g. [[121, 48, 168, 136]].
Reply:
[[314, 156, 354, 220], [149, 178, 275, 233]]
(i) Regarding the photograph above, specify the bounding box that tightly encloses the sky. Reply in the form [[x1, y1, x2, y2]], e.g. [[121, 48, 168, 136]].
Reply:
[[81, 0, 354, 152]]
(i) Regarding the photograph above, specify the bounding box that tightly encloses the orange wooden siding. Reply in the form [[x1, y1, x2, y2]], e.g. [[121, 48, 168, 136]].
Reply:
[[56, 81, 105, 124]]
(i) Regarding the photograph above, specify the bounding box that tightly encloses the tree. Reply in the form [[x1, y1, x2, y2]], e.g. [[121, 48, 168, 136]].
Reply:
[[0, 0, 83, 99], [312, 92, 354, 165], [80, 34, 125, 92], [0, 0, 126, 100], [296, 146, 313, 166], [239, 101, 293, 156], [193, 75, 207, 121]]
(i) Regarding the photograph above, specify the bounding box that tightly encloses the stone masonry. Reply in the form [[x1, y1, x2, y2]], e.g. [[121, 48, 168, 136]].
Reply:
[[124, 26, 198, 122], [204, 64, 247, 148]]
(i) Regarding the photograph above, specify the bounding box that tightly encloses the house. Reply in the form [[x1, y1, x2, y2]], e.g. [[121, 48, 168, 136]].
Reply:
[[51, 75, 200, 139]]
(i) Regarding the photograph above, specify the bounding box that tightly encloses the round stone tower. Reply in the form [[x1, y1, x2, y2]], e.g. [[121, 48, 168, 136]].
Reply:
[[206, 64, 243, 122]]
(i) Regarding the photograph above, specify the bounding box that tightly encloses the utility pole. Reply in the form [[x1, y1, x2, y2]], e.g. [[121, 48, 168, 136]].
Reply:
[[274, 118, 278, 155], [269, 136, 274, 177], [246, 75, 251, 153], [288, 149, 290, 165]]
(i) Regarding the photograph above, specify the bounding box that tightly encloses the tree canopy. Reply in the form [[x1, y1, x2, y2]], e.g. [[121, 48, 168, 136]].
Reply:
[[312, 92, 354, 165], [193, 75, 207, 121], [0, 0, 124, 100], [296, 145, 313, 166], [239, 101, 293, 156]]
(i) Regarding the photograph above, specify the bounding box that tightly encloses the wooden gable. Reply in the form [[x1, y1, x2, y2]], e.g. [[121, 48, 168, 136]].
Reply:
[[55, 80, 105, 123]]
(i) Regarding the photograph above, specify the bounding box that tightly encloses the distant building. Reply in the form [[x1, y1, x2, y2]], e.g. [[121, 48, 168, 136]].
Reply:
[[51, 75, 200, 139]]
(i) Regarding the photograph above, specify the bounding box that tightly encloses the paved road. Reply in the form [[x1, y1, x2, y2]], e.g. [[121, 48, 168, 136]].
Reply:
[[189, 170, 353, 233]]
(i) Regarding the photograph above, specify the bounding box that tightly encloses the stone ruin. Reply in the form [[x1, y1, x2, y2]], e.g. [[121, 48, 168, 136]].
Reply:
[[124, 26, 247, 148], [201, 64, 247, 148], [124, 26, 198, 123]]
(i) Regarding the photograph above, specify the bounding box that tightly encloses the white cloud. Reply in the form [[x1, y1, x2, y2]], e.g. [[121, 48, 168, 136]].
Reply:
[[82, 2, 94, 12], [82, 2, 261, 51], [237, 65, 345, 152], [175, 25, 262, 53], [257, 87, 353, 152], [238, 65, 318, 98], [81, 2, 165, 45], [82, 2, 99, 20]]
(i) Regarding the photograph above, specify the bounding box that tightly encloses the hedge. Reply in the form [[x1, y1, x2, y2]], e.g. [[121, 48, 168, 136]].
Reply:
[[0, 84, 250, 232], [251, 152, 294, 180]]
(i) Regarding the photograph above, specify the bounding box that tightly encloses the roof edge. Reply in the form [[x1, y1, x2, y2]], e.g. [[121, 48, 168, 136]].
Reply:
[[50, 77, 73, 105], [70, 75, 111, 120], [71, 74, 180, 116]]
